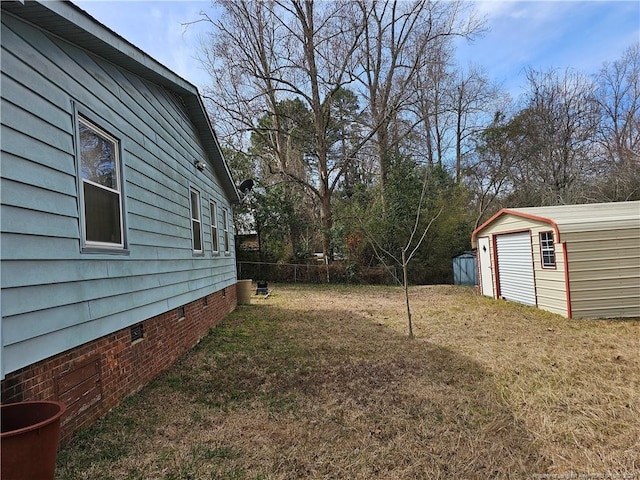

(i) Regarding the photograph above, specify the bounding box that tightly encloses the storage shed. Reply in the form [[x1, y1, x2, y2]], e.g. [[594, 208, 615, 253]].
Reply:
[[471, 201, 640, 319], [452, 252, 477, 286]]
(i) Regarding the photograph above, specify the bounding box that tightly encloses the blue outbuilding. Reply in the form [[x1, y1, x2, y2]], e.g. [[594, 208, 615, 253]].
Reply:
[[452, 252, 478, 286]]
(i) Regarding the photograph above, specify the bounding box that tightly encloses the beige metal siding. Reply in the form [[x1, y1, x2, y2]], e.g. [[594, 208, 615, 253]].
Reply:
[[478, 214, 534, 236], [533, 244, 568, 316], [475, 215, 568, 317], [473, 201, 639, 319], [564, 227, 640, 319], [511, 202, 639, 234]]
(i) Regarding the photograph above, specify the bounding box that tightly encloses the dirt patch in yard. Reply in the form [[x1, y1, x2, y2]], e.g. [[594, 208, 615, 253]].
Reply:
[[56, 284, 639, 479]]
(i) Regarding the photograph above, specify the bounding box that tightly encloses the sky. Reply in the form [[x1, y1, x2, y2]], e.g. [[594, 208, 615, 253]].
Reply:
[[75, 0, 639, 100]]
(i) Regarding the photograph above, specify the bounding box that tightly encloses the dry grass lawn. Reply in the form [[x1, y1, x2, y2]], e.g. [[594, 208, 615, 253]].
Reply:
[[56, 284, 639, 479]]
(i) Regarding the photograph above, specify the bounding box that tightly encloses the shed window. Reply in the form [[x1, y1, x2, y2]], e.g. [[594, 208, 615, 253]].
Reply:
[[78, 117, 124, 249], [210, 200, 219, 254], [190, 187, 203, 253], [540, 231, 556, 268]]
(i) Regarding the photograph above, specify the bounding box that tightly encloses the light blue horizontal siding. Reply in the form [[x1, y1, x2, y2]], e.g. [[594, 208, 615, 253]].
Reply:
[[3, 301, 170, 375], [3, 263, 236, 346], [1, 125, 76, 176], [2, 258, 236, 290], [1, 151, 77, 196], [1, 178, 78, 217], [1, 47, 70, 110], [1, 73, 71, 132], [125, 180, 189, 218], [2, 260, 110, 288], [1, 99, 73, 153], [1, 12, 237, 377], [1, 204, 79, 238], [1, 234, 82, 260]]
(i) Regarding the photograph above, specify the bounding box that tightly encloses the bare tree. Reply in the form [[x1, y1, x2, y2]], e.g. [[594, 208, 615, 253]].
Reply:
[[412, 42, 456, 168], [361, 166, 443, 338], [200, 0, 366, 262], [465, 111, 519, 227], [509, 68, 600, 205], [594, 43, 640, 201], [199, 0, 483, 262], [450, 65, 503, 183], [355, 0, 483, 189]]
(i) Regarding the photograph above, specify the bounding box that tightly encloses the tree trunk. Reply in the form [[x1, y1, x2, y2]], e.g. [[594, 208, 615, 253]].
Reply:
[[456, 96, 463, 184], [320, 190, 333, 264], [402, 247, 414, 339]]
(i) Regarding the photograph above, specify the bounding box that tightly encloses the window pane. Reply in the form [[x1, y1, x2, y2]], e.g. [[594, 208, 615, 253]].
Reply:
[[223, 209, 229, 252], [79, 122, 117, 189], [211, 202, 219, 252], [192, 220, 202, 251], [211, 226, 219, 252], [540, 232, 555, 267], [190, 191, 199, 220], [84, 182, 122, 244], [544, 252, 555, 265], [190, 188, 202, 252]]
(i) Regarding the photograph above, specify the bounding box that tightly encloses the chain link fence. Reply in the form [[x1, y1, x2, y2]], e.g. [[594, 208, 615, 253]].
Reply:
[[237, 261, 398, 285]]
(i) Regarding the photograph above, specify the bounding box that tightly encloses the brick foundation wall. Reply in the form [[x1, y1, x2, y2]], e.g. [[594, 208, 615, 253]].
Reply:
[[1, 285, 237, 443]]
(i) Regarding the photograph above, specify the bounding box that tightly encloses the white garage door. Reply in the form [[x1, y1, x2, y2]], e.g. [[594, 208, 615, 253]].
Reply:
[[495, 232, 536, 306]]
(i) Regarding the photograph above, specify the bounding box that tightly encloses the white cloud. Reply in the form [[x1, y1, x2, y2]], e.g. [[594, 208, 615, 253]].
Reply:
[[150, 7, 163, 20], [76, 1, 213, 87], [158, 4, 213, 86], [458, 0, 638, 99], [77, 0, 639, 98], [473, 0, 520, 17]]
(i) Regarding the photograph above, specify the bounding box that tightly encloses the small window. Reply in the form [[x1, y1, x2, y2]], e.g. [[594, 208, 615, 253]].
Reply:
[[210, 200, 219, 254], [78, 117, 124, 249], [540, 231, 556, 268], [223, 208, 230, 253], [190, 188, 203, 253]]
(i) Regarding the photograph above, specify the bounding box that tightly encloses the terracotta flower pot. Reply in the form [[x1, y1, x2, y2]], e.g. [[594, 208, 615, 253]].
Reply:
[[1, 400, 66, 480]]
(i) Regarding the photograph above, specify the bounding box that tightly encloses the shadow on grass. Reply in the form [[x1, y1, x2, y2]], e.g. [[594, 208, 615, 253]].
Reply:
[[57, 303, 550, 479]]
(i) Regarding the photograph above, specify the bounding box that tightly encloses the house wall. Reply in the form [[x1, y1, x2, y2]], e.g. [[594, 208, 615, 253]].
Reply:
[[1, 287, 236, 443], [1, 12, 236, 378], [474, 215, 568, 317], [563, 227, 640, 319]]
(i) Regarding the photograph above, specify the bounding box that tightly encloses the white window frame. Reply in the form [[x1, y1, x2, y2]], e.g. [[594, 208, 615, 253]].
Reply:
[[210, 200, 219, 254], [78, 116, 125, 250], [223, 208, 230, 254], [190, 187, 203, 254], [539, 231, 556, 268]]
